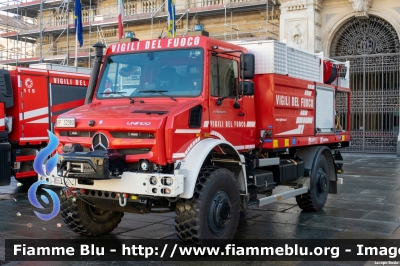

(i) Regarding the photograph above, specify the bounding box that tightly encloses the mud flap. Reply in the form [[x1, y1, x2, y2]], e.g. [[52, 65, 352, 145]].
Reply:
[[297, 145, 338, 195]]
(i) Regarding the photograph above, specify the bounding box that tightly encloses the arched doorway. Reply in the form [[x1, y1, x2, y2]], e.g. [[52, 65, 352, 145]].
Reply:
[[331, 16, 400, 153]]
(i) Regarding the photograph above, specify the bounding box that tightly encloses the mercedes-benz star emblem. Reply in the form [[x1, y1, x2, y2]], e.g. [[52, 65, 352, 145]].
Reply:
[[92, 133, 109, 151]]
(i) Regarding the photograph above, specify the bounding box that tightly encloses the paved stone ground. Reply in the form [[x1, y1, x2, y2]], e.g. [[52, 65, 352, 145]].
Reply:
[[0, 153, 399, 265]]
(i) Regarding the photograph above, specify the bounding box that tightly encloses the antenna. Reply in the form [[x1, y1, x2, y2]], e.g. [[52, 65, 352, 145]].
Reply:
[[158, 28, 164, 39]]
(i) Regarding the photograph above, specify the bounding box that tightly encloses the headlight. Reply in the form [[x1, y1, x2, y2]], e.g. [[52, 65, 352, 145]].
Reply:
[[162, 188, 171, 194], [150, 176, 157, 185], [163, 177, 173, 186], [56, 118, 76, 128]]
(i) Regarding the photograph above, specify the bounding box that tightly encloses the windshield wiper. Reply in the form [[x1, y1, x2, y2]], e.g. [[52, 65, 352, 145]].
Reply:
[[100, 91, 127, 97], [140, 90, 176, 101], [100, 91, 136, 103]]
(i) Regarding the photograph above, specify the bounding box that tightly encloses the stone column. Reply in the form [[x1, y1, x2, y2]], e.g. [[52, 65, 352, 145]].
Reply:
[[279, 0, 323, 53]]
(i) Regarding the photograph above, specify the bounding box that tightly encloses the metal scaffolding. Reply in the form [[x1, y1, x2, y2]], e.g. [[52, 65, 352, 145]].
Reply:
[[0, 0, 280, 68]]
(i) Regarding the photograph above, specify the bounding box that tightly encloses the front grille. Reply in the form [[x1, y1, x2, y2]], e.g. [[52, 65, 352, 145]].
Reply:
[[60, 131, 154, 139], [60, 131, 153, 156], [0, 142, 11, 186]]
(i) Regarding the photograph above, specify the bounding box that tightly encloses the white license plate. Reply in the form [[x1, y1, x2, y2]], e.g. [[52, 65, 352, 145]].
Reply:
[[56, 118, 75, 128]]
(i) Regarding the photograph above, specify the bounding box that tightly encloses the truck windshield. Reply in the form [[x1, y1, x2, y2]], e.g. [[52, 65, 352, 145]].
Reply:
[[96, 48, 203, 99]]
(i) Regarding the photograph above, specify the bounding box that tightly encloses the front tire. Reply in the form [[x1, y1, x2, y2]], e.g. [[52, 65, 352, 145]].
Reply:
[[296, 154, 330, 211], [175, 166, 240, 245], [60, 193, 124, 236]]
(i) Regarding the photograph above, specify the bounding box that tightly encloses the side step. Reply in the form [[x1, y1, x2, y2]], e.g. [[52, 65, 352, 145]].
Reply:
[[258, 186, 309, 207]]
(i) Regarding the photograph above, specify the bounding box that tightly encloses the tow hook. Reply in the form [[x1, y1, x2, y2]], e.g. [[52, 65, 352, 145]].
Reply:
[[118, 193, 127, 207]]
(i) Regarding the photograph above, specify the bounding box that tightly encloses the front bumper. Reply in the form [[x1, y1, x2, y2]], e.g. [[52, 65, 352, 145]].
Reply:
[[45, 150, 184, 197], [43, 169, 184, 198]]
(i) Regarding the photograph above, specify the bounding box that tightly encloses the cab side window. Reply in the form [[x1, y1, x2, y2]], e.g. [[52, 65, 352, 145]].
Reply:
[[210, 56, 238, 97]]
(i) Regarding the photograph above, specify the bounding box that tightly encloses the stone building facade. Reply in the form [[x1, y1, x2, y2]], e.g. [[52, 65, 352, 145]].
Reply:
[[0, 0, 280, 67], [279, 0, 400, 155]]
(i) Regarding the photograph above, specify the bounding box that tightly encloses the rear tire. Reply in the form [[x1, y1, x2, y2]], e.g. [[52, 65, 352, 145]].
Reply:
[[175, 166, 240, 245], [296, 154, 330, 211], [60, 193, 124, 236]]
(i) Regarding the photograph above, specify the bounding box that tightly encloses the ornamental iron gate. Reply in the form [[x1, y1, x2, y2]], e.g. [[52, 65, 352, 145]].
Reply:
[[331, 16, 400, 153]]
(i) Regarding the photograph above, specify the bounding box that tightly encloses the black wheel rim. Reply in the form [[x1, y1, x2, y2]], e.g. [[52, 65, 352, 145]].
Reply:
[[208, 189, 232, 236], [88, 205, 114, 221], [316, 167, 328, 197]]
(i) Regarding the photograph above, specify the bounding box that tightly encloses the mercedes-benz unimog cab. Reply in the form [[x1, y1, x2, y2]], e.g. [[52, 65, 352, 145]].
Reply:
[[45, 35, 350, 245]]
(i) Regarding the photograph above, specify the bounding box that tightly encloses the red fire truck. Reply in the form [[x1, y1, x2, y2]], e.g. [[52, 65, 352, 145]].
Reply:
[[0, 65, 90, 186], [44, 36, 350, 244]]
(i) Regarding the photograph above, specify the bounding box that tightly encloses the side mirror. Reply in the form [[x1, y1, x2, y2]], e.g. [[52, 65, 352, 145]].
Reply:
[[0, 70, 13, 108], [240, 53, 255, 79], [239, 81, 254, 96]]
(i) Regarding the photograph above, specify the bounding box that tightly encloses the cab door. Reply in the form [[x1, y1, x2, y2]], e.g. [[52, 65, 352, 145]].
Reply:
[[208, 53, 256, 150]]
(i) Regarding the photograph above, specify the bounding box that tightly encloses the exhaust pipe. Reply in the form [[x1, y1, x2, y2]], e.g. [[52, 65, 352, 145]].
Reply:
[[85, 42, 106, 104]]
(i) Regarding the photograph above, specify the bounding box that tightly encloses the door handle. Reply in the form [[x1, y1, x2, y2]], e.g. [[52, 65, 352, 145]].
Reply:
[[238, 112, 245, 117]]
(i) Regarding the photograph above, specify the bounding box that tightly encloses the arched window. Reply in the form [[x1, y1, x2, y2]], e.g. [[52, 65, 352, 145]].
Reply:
[[331, 16, 399, 56]]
